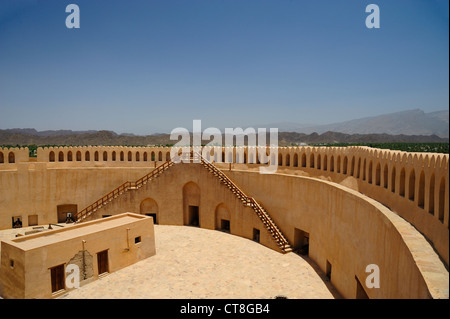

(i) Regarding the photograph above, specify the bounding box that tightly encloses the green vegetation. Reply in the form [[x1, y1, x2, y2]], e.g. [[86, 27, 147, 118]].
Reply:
[[310, 143, 449, 154]]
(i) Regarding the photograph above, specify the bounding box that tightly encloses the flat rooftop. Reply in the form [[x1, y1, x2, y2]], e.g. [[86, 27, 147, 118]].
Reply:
[[4, 213, 148, 251]]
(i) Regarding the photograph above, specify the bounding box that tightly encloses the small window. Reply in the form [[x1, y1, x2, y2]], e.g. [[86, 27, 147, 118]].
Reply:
[[326, 260, 332, 281], [10, 259, 14, 269], [134, 236, 141, 244], [253, 228, 260, 243], [12, 216, 22, 228]]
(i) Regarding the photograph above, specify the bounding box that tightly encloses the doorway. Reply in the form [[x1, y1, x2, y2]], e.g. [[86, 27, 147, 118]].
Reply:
[[57, 204, 77, 223], [50, 264, 65, 293], [188, 206, 199, 227], [220, 219, 230, 233], [293, 228, 310, 255], [253, 228, 260, 243], [146, 213, 158, 224], [97, 250, 109, 275]]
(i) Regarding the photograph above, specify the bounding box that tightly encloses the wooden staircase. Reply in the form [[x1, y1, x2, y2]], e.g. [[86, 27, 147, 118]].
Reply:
[[198, 153, 292, 253], [73, 153, 292, 253], [74, 160, 174, 222]]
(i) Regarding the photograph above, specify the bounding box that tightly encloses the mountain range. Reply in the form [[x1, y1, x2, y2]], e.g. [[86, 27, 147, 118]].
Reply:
[[256, 109, 449, 138], [0, 109, 448, 146]]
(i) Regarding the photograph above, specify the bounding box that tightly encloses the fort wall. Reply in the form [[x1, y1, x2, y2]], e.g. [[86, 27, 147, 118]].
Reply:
[[0, 145, 448, 299]]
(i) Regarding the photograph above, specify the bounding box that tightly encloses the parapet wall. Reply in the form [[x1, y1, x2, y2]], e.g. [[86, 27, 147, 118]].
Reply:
[[0, 147, 29, 167]]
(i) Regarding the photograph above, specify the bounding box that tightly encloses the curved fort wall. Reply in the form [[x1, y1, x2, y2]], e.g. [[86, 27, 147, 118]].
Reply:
[[16, 145, 448, 264], [0, 145, 448, 298]]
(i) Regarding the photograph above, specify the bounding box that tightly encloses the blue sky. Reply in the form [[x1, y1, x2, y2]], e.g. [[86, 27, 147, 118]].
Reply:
[[0, 0, 448, 134]]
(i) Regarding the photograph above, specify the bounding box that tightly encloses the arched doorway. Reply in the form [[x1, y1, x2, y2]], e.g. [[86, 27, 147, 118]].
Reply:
[[215, 203, 231, 233], [183, 182, 200, 227], [140, 198, 159, 224]]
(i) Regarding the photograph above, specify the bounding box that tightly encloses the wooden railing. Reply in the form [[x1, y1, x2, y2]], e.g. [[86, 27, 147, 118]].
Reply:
[[75, 160, 174, 222], [198, 153, 292, 253]]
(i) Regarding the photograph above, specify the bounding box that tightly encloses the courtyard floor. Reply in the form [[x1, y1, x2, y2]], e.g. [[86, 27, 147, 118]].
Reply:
[[0, 224, 340, 299]]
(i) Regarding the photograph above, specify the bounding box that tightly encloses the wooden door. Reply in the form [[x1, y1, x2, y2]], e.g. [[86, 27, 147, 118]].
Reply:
[[97, 250, 109, 275], [51, 264, 65, 293]]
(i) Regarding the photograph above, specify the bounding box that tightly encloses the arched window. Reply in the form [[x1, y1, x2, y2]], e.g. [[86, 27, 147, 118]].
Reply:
[[278, 153, 283, 166], [85, 151, 90, 161], [58, 151, 64, 162], [301, 153, 306, 167], [8, 152, 15, 163], [408, 170, 415, 201], [143, 152, 148, 161], [166, 152, 171, 161], [67, 151, 73, 162], [76, 151, 81, 161], [103, 151, 108, 161], [368, 161, 373, 184], [428, 174, 435, 215], [391, 166, 396, 193], [317, 154, 321, 170], [285, 154, 290, 167], [343, 157, 348, 175], [128, 151, 132, 161], [0, 151, 3, 163], [418, 171, 425, 209], [383, 164, 388, 188], [323, 155, 328, 171], [375, 163, 381, 186], [309, 154, 314, 168], [49, 151, 55, 162], [438, 177, 445, 222], [293, 153, 298, 167], [350, 157, 355, 176], [337, 156, 341, 173], [151, 152, 155, 161], [399, 168, 406, 197], [362, 159, 366, 180], [112, 151, 116, 161], [136, 152, 140, 162], [94, 151, 99, 161], [356, 158, 361, 178], [330, 156, 335, 172], [120, 151, 124, 161]]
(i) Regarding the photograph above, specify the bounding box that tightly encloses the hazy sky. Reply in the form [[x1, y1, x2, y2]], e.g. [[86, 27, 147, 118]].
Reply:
[[0, 0, 448, 134]]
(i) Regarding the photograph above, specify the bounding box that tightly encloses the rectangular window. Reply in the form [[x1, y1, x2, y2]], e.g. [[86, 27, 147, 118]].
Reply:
[[135, 236, 141, 244], [253, 228, 260, 243]]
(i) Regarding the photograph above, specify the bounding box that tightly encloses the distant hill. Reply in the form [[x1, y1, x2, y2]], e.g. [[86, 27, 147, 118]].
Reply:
[[259, 109, 449, 138], [0, 128, 447, 147]]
